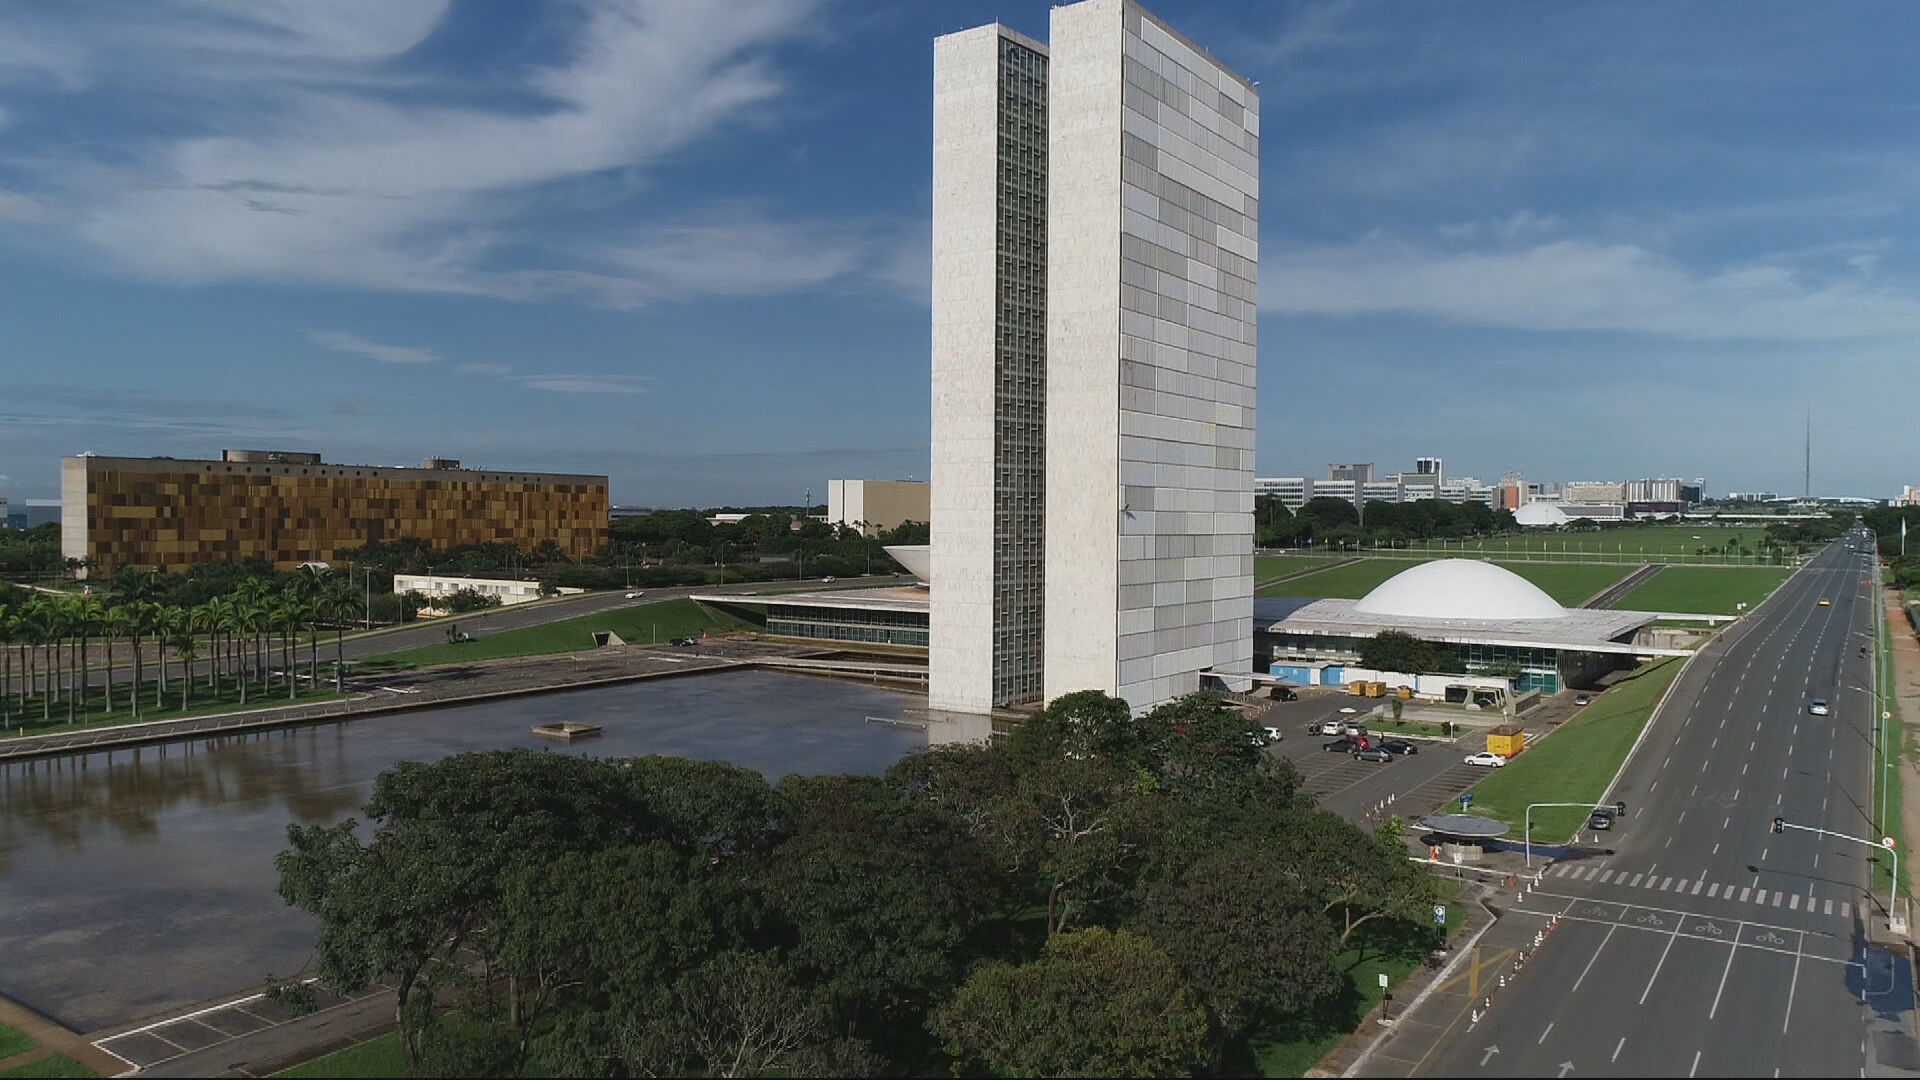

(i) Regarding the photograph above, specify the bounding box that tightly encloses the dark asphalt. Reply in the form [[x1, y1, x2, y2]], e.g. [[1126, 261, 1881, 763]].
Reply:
[[1398, 534, 1907, 1078]]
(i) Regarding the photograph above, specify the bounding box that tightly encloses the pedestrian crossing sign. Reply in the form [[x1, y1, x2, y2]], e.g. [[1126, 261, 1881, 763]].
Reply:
[[1432, 904, 1447, 926]]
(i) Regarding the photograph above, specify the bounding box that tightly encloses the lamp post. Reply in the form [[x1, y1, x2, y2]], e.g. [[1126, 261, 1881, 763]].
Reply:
[[1772, 817, 1898, 921], [1524, 800, 1627, 867]]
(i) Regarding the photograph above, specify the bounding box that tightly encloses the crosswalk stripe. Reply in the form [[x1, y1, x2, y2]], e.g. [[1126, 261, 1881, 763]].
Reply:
[[1708, 883, 1720, 898], [1772, 892, 1784, 907], [1692, 879, 1704, 895], [1599, 869, 1614, 883], [1572, 866, 1591, 880], [1824, 899, 1834, 915], [1659, 876, 1674, 890], [1790, 894, 1800, 910], [1740, 887, 1752, 902], [1552, 865, 1569, 877], [1629, 873, 1644, 887], [1842, 901, 1852, 918], [1755, 889, 1768, 905]]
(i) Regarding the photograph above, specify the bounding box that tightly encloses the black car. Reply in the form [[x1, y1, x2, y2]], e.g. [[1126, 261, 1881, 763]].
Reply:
[[670, 636, 697, 647], [1352, 747, 1392, 763], [1378, 738, 1419, 756], [1274, 687, 1299, 702], [1588, 808, 1616, 830], [1323, 738, 1359, 753]]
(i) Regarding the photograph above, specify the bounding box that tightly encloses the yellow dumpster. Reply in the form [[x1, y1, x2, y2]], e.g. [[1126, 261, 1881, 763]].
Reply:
[[1365, 681, 1385, 698], [1486, 724, 1526, 758], [1396, 685, 1414, 700], [1348, 681, 1368, 696]]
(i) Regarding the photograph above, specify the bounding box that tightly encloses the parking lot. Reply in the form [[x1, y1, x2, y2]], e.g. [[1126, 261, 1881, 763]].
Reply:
[[1261, 692, 1504, 823]]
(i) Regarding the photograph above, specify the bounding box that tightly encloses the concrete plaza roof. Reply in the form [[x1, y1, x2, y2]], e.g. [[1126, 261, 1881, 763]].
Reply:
[[694, 586, 930, 615]]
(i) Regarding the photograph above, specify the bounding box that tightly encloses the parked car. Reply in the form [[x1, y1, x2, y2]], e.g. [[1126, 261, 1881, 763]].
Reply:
[[1262, 726, 1282, 742], [1274, 687, 1299, 702], [1807, 699, 1830, 716], [1344, 722, 1367, 737], [1317, 720, 1345, 736], [1379, 738, 1419, 756], [1573, 694, 1592, 706], [670, 636, 697, 647], [1588, 808, 1616, 830], [1464, 751, 1508, 768], [624, 591, 645, 599], [1338, 706, 1360, 715], [1353, 746, 1392, 763], [1323, 738, 1359, 753]]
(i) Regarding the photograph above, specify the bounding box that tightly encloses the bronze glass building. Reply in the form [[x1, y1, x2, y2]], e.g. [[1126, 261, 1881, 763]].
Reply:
[[61, 451, 608, 574]]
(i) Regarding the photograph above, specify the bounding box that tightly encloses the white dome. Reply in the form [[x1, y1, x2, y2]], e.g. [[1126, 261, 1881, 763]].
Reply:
[[1514, 503, 1570, 526], [1352, 559, 1565, 621], [884, 544, 930, 583]]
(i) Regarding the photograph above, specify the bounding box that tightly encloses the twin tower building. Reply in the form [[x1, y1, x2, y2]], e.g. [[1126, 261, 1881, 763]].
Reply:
[[929, 0, 1258, 715]]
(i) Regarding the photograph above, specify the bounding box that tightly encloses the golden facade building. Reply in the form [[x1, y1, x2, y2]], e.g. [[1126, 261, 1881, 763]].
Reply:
[[62, 451, 608, 574]]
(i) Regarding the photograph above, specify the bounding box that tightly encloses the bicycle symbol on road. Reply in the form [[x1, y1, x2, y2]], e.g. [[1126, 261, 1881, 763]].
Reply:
[[1755, 931, 1787, 946], [1695, 922, 1725, 936], [1584, 905, 1613, 918], [1637, 913, 1665, 926]]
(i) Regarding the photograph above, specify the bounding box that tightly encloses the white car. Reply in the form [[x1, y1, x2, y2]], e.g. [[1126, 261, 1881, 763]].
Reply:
[[1464, 751, 1509, 768], [1263, 726, 1282, 742], [1338, 706, 1360, 715], [624, 591, 645, 599], [1317, 720, 1345, 736], [821, 576, 836, 583], [1807, 699, 1830, 716]]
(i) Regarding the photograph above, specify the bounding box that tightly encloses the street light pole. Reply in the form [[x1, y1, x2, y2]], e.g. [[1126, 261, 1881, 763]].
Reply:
[[1524, 800, 1627, 867], [1773, 818, 1897, 921]]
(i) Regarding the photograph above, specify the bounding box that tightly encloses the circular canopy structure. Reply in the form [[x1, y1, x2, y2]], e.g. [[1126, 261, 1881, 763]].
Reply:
[[1353, 558, 1566, 622], [1514, 502, 1570, 527], [1412, 813, 1511, 838]]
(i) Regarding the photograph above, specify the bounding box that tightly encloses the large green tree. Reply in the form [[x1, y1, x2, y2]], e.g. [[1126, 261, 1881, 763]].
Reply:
[[931, 927, 1209, 1078]]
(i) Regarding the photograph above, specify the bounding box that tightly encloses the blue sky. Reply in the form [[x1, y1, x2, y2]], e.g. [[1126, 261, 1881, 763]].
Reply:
[[1, 0, 1915, 506]]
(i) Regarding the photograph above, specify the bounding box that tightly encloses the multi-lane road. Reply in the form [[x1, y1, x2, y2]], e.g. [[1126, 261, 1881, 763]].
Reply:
[[1402, 533, 1909, 1078]]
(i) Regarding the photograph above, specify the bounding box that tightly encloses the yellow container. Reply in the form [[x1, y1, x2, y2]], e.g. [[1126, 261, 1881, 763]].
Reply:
[[1348, 681, 1368, 696], [1485, 724, 1526, 758], [1396, 685, 1413, 699], [1365, 681, 1385, 698]]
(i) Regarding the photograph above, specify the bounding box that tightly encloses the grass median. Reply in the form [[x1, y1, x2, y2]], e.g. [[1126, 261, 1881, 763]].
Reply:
[[360, 598, 750, 672], [1254, 554, 1341, 581], [1618, 566, 1792, 615], [0, 1054, 96, 1079], [0, 687, 347, 742], [1465, 656, 1685, 842]]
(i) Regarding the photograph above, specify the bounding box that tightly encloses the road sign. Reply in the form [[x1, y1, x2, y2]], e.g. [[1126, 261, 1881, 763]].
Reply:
[[1378, 972, 1389, 989], [1885, 837, 1897, 849], [1459, 793, 1474, 811], [1432, 904, 1448, 926]]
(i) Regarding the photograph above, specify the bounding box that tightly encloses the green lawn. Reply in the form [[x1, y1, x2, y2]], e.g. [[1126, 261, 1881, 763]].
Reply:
[[0, 1026, 32, 1059], [1410, 526, 1775, 562], [362, 598, 750, 670], [1255, 555, 1341, 581], [1256, 558, 1631, 607], [0, 687, 347, 743], [275, 1031, 406, 1078], [1251, 889, 1463, 1076], [1617, 566, 1793, 614], [0, 1055, 95, 1079], [1466, 657, 1684, 841], [1877, 593, 1905, 903]]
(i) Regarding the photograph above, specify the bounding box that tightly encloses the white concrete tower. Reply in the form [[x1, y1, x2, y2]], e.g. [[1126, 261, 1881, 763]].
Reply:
[[929, 23, 1050, 712], [1043, 0, 1259, 710]]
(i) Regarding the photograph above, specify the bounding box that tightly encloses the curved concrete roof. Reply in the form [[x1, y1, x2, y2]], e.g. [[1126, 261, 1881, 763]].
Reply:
[[1514, 502, 1571, 526], [884, 544, 930, 583], [1352, 558, 1565, 622]]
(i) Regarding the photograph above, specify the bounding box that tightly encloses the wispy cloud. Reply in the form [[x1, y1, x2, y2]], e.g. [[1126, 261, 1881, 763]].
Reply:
[[307, 329, 439, 364], [1260, 233, 1920, 342], [10, 0, 830, 303], [508, 373, 649, 395]]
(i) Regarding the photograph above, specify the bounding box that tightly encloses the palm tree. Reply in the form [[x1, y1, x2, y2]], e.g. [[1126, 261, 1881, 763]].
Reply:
[[0, 603, 13, 728], [104, 604, 136, 721], [29, 597, 61, 723], [190, 602, 221, 695], [275, 596, 302, 700], [173, 628, 197, 713], [321, 578, 358, 691], [68, 593, 106, 724]]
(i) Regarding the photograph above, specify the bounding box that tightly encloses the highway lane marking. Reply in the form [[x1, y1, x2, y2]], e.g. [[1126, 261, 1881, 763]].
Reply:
[[1742, 762, 1748, 775], [1613, 1036, 1626, 1062], [1538, 1021, 1554, 1044], [1677, 809, 1686, 824], [1570, 921, 1618, 993], [1783, 928, 1806, 1034], [1689, 1049, 1701, 1077], [1640, 904, 1685, 1005], [1707, 919, 1745, 1019]]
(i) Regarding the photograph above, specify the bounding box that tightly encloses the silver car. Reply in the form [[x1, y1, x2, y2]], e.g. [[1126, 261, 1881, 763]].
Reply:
[[1807, 699, 1830, 716]]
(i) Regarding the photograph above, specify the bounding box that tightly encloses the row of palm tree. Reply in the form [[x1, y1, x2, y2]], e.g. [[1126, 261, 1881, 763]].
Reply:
[[0, 568, 363, 730]]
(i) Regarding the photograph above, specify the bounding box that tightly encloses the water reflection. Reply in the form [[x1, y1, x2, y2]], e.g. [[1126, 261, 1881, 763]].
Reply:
[[0, 670, 926, 1031]]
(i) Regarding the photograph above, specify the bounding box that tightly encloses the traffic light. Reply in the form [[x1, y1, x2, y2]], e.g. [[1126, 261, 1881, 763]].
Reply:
[[1772, 817, 1786, 834]]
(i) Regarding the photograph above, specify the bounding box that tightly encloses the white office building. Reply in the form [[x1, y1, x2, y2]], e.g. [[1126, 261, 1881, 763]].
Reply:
[[931, 0, 1256, 714]]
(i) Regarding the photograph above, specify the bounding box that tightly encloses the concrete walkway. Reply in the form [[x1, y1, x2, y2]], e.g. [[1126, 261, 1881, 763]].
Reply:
[[0, 994, 125, 1078], [1885, 586, 1920, 899]]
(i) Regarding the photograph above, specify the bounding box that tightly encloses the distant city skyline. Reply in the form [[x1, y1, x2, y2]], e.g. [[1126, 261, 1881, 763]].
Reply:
[[2, 1, 1918, 503]]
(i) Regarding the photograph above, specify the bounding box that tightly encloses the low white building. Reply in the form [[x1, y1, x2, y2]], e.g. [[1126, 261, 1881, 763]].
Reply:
[[392, 574, 582, 606]]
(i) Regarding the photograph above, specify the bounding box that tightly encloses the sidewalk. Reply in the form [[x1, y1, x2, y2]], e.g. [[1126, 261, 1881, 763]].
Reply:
[[0, 995, 125, 1078], [1886, 587, 1920, 899]]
